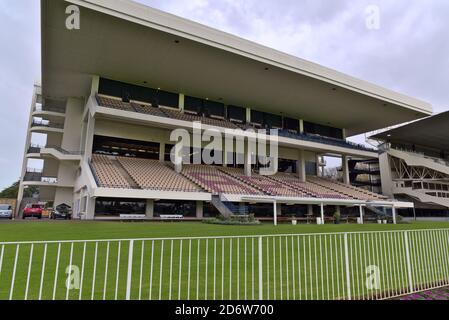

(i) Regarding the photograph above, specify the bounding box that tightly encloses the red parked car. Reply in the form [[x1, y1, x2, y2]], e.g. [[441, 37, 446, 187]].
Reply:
[[22, 204, 44, 219]]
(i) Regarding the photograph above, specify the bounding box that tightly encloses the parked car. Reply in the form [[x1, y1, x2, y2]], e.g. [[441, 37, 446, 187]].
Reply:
[[50, 204, 72, 220], [0, 204, 13, 219], [23, 204, 44, 219]]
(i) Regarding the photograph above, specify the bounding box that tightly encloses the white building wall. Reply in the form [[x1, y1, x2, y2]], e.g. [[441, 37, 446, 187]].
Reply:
[[54, 187, 75, 207], [62, 98, 84, 151]]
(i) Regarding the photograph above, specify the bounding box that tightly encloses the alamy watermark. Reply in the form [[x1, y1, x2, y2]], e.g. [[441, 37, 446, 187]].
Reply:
[[366, 265, 381, 290], [65, 5, 80, 30], [365, 5, 381, 30], [169, 122, 279, 175]]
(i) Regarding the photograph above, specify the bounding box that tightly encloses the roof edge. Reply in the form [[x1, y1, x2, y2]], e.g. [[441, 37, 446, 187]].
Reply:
[[64, 0, 432, 116]]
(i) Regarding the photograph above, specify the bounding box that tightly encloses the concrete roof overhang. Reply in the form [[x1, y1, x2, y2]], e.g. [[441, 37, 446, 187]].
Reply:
[[371, 111, 449, 151], [42, 0, 432, 137]]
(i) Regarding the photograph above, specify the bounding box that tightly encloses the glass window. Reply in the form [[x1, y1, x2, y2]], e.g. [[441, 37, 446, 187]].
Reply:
[[154, 200, 196, 217], [95, 198, 146, 216], [227, 105, 246, 123]]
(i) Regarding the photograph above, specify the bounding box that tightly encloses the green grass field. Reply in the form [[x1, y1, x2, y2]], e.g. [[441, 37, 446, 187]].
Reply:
[[1, 220, 449, 242], [0, 221, 448, 300]]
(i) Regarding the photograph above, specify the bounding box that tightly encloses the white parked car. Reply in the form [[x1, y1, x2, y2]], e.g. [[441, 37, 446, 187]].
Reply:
[[0, 204, 13, 219]]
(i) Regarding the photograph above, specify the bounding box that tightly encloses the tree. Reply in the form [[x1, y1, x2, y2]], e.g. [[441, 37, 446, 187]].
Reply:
[[0, 181, 38, 199]]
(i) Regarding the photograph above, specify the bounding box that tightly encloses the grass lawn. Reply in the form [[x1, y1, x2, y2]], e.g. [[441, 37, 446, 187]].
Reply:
[[1, 220, 448, 300], [0, 220, 449, 242]]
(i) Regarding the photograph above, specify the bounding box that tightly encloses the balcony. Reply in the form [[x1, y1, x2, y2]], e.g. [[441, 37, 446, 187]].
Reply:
[[23, 169, 59, 186], [40, 145, 83, 161], [33, 104, 66, 116], [27, 144, 43, 154], [278, 130, 376, 152], [23, 169, 45, 182], [31, 120, 64, 129]]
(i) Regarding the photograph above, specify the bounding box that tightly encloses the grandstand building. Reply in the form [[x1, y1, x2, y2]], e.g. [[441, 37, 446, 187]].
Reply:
[[371, 112, 449, 219], [17, 0, 432, 222]]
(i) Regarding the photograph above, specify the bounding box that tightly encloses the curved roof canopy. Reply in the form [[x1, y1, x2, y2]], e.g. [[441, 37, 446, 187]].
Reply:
[[41, 0, 432, 136], [371, 111, 449, 151]]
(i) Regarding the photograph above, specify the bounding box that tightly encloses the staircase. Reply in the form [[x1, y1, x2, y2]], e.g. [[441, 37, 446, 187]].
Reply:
[[365, 205, 387, 216], [388, 148, 449, 176], [393, 187, 449, 207], [112, 159, 139, 189], [211, 195, 236, 217]]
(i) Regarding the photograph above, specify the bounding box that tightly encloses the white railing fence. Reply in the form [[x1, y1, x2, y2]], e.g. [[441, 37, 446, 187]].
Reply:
[[0, 229, 448, 300]]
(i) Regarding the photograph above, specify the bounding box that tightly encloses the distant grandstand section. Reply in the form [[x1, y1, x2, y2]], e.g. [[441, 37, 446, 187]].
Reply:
[[372, 111, 449, 219]]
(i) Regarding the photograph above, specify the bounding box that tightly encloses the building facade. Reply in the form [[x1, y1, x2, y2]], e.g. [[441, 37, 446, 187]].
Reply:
[[17, 0, 433, 222]]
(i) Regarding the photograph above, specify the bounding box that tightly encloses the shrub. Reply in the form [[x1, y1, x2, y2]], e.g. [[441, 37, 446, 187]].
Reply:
[[202, 214, 261, 225]]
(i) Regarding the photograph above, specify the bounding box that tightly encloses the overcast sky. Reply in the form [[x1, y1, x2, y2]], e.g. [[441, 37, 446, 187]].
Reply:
[[0, 0, 448, 190]]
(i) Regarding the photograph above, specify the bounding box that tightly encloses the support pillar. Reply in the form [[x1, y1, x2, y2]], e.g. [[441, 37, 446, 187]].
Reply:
[[299, 119, 304, 134], [174, 142, 183, 173], [342, 155, 350, 185], [392, 206, 397, 225], [179, 94, 185, 112], [85, 196, 96, 220], [196, 201, 204, 219], [273, 201, 278, 226], [244, 138, 253, 176], [320, 203, 324, 224], [316, 154, 322, 177], [146, 199, 154, 219], [358, 205, 364, 224], [159, 143, 166, 162], [298, 149, 306, 182], [83, 113, 95, 162]]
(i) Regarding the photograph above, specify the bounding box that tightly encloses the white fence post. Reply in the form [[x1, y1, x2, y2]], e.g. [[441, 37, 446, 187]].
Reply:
[[2, 230, 449, 301], [258, 236, 263, 300], [126, 239, 134, 300], [344, 233, 351, 300], [404, 232, 414, 293]]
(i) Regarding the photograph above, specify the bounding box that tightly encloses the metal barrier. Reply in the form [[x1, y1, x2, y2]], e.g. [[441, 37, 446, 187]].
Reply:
[[0, 229, 448, 300]]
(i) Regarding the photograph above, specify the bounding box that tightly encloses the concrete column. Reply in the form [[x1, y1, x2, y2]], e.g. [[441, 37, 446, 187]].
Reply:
[[320, 203, 325, 224], [342, 155, 350, 185], [246, 107, 251, 123], [379, 152, 394, 197], [84, 113, 95, 161], [90, 75, 100, 96], [16, 184, 25, 218], [392, 206, 397, 225], [297, 149, 306, 182], [159, 143, 166, 162], [358, 205, 364, 224], [146, 199, 154, 219], [17, 85, 40, 217], [179, 93, 185, 112], [244, 138, 253, 176], [196, 201, 204, 219], [223, 151, 228, 167], [273, 201, 278, 226], [316, 154, 322, 177], [299, 119, 304, 133], [85, 196, 96, 220], [174, 142, 183, 173]]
